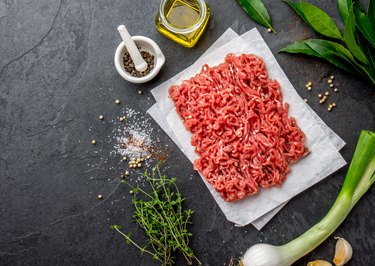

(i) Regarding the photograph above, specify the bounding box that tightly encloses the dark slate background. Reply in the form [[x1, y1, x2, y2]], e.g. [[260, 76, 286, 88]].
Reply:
[[0, 0, 374, 265]]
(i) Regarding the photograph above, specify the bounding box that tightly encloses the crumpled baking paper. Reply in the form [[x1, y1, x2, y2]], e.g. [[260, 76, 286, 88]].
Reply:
[[148, 28, 346, 229]]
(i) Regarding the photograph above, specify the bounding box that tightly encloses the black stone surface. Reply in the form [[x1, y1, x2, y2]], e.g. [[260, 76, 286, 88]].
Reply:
[[0, 0, 374, 265]]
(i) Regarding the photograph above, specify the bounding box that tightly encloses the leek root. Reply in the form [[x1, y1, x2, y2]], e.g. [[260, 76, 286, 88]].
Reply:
[[241, 130, 375, 266]]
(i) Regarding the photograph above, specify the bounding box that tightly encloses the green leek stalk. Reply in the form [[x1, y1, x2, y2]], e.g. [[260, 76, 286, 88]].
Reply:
[[241, 130, 375, 266]]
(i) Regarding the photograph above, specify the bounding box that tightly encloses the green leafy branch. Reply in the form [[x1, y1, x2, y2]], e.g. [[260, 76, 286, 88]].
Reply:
[[280, 0, 375, 87], [110, 165, 201, 266], [237, 0, 276, 33]]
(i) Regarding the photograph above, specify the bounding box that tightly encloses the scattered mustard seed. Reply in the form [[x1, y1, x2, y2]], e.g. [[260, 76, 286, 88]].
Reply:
[[125, 170, 130, 176], [130, 190, 134, 195], [304, 99, 308, 103], [91, 140, 97, 145], [98, 194, 103, 200], [328, 79, 333, 84], [138, 90, 143, 95], [267, 28, 272, 33], [334, 88, 339, 93], [307, 86, 312, 91], [325, 91, 330, 96], [329, 84, 334, 88], [99, 115, 104, 120], [330, 75, 335, 80], [119, 117, 125, 122], [318, 94, 323, 98], [115, 99, 121, 105], [332, 102, 337, 107]]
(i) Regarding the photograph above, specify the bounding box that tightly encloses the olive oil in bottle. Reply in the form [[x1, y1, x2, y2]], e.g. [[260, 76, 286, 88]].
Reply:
[[155, 0, 210, 48]]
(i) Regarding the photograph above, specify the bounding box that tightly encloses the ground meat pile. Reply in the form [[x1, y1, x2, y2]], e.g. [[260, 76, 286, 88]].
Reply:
[[169, 54, 307, 202]]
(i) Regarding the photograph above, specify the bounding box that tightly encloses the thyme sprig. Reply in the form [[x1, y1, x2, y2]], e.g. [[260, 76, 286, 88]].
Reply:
[[111, 165, 201, 266]]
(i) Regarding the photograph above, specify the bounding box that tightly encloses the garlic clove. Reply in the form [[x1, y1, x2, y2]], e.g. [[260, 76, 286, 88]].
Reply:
[[307, 260, 333, 266], [333, 237, 352, 266]]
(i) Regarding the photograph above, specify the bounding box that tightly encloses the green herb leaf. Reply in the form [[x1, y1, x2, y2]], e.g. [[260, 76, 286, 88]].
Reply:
[[110, 224, 122, 230], [283, 1, 313, 28], [354, 7, 375, 49], [279, 41, 320, 57], [305, 39, 362, 74], [338, 0, 352, 23], [280, 39, 360, 75], [356, 31, 375, 84], [112, 165, 201, 266], [284, 1, 343, 40], [237, 0, 275, 32], [368, 0, 375, 25], [344, 7, 368, 64], [357, 32, 375, 71]]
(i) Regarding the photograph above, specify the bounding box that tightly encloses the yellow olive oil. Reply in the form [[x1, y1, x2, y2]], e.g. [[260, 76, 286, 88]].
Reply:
[[155, 0, 210, 48]]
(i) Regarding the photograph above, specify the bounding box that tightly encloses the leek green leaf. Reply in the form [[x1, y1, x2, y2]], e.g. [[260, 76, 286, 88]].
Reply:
[[285, 1, 343, 40], [354, 7, 375, 48], [344, 7, 368, 64], [237, 0, 275, 32], [338, 0, 352, 23]]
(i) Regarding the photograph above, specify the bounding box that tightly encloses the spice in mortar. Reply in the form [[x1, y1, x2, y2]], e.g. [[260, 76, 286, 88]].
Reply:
[[123, 50, 154, 77]]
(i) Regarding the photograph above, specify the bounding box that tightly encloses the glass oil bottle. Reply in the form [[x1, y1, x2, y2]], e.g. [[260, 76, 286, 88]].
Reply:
[[155, 0, 210, 48]]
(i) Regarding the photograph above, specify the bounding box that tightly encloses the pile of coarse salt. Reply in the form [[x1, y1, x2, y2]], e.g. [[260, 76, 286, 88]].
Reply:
[[110, 108, 154, 162]]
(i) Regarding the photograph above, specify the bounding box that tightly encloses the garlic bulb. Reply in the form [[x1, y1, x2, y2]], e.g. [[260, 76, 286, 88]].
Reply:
[[333, 237, 352, 266], [307, 260, 333, 266]]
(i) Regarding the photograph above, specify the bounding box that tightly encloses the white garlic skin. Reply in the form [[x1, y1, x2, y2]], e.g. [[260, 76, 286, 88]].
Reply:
[[333, 237, 352, 266], [307, 260, 333, 266]]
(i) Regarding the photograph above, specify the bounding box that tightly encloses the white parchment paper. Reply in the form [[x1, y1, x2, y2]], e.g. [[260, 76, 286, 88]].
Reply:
[[148, 28, 346, 228]]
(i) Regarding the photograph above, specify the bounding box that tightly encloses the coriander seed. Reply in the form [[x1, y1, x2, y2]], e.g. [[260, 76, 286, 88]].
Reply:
[[332, 103, 336, 107], [328, 79, 333, 84], [307, 87, 312, 91], [318, 94, 322, 98], [125, 170, 130, 176], [267, 28, 272, 33], [334, 88, 339, 93], [91, 140, 97, 145], [329, 84, 334, 88], [137, 163, 142, 168], [304, 99, 308, 103], [325, 92, 329, 96], [138, 90, 143, 95], [99, 115, 104, 120], [115, 99, 121, 105], [122, 156, 127, 161], [330, 75, 335, 80], [98, 194, 103, 200]]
